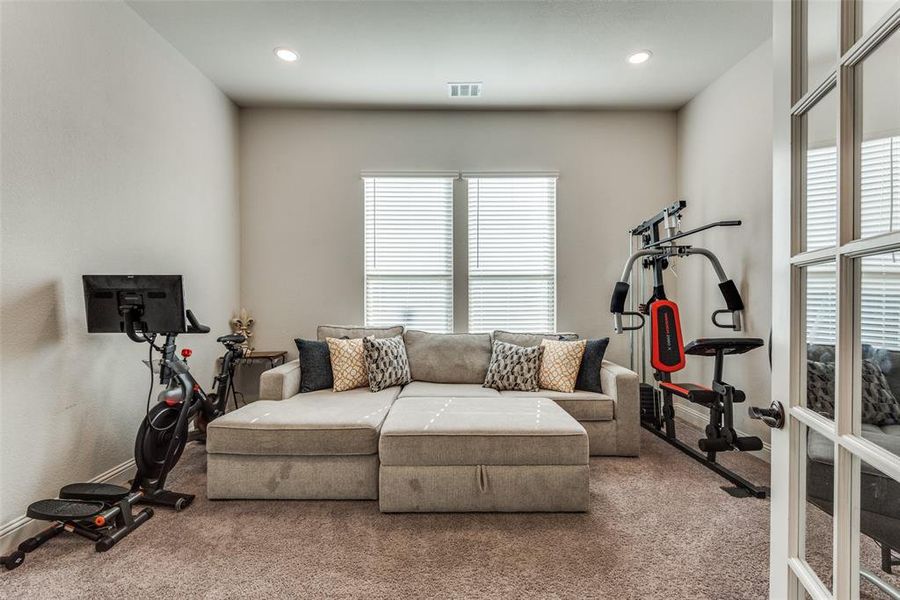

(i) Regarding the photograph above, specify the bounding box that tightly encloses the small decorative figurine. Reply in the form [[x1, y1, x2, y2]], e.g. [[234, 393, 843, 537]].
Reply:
[[230, 308, 255, 354]]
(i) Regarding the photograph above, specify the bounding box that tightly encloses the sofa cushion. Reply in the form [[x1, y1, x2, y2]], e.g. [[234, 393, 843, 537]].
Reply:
[[483, 340, 543, 392], [363, 335, 411, 392], [294, 338, 333, 393], [206, 386, 401, 456], [492, 330, 579, 348], [499, 390, 614, 421], [575, 338, 610, 393], [379, 397, 588, 466], [399, 381, 501, 398], [403, 330, 492, 383], [317, 324, 403, 341]]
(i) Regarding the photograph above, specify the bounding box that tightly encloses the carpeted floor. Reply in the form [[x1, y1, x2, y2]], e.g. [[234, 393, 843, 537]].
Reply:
[[0, 424, 893, 599]]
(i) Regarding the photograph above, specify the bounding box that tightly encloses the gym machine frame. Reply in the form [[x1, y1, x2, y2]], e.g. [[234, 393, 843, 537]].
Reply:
[[611, 201, 781, 498]]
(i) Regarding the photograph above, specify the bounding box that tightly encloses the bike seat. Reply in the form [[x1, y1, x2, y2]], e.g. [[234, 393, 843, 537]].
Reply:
[[684, 338, 764, 356], [217, 334, 246, 345], [660, 382, 719, 406]]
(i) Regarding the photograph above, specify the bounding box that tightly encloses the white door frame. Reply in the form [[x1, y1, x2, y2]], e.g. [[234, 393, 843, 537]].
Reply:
[[771, 1, 900, 599]]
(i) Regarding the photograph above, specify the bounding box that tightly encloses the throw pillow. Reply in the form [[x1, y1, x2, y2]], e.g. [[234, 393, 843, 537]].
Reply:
[[294, 338, 334, 393], [806, 360, 835, 419], [575, 338, 610, 393], [363, 335, 412, 392], [326, 337, 370, 392], [539, 339, 587, 393], [861, 359, 900, 426], [483, 340, 544, 392]]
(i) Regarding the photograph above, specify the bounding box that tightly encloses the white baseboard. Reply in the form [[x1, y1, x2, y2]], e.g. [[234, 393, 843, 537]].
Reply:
[[0, 459, 136, 555], [673, 403, 771, 463]]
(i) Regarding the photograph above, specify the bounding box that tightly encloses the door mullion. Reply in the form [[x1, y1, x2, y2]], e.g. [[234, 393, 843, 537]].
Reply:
[[833, 1, 858, 597]]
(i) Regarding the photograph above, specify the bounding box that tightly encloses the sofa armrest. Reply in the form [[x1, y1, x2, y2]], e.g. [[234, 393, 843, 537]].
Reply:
[[600, 359, 640, 456], [259, 359, 301, 401]]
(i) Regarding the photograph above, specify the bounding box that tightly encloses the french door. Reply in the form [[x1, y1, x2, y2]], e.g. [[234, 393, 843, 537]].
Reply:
[[771, 1, 900, 598]]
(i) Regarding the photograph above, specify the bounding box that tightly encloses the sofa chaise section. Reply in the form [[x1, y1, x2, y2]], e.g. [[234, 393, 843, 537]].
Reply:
[[378, 396, 589, 512], [206, 386, 400, 500]]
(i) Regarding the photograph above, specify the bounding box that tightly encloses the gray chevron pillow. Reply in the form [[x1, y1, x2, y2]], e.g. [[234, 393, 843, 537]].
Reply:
[[362, 335, 412, 392], [483, 340, 544, 392]]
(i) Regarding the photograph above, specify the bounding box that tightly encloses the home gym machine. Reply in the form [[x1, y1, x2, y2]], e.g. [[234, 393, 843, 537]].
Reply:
[[610, 201, 782, 498], [1, 275, 244, 570]]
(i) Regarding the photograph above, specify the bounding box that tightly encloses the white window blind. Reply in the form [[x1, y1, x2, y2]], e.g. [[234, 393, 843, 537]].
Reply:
[[805, 136, 900, 349], [467, 176, 556, 332], [364, 176, 453, 333]]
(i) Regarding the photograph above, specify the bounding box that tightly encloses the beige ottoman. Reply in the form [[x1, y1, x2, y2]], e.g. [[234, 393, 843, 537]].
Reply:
[[378, 396, 589, 512]]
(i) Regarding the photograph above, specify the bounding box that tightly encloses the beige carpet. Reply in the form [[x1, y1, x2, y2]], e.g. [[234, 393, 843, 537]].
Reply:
[[0, 424, 891, 599]]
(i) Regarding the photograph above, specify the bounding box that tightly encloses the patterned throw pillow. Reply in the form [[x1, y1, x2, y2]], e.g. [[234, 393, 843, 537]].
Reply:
[[539, 339, 587, 393], [363, 335, 412, 392], [326, 337, 370, 392], [861, 359, 900, 426], [483, 340, 544, 392], [806, 360, 835, 419]]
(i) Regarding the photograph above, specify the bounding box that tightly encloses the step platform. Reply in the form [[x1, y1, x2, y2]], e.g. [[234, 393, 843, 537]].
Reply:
[[26, 499, 104, 522], [60, 482, 130, 502]]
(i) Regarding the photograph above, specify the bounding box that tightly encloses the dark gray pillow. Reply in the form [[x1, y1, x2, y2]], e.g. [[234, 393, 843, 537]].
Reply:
[[483, 340, 544, 392], [575, 338, 610, 393], [294, 338, 333, 393]]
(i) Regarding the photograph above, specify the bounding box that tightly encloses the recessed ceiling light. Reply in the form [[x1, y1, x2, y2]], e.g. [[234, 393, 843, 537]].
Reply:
[[627, 50, 652, 65], [274, 47, 299, 63]]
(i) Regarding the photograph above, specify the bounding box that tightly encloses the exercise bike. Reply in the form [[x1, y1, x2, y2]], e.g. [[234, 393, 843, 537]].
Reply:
[[131, 309, 247, 511], [1, 275, 245, 570], [610, 201, 783, 498]]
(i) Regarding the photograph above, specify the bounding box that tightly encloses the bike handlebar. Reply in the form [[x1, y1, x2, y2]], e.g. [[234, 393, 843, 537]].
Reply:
[[186, 310, 210, 334]]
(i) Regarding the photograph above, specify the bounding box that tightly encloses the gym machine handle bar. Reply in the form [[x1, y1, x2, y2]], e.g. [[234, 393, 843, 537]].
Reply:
[[610, 247, 745, 334]]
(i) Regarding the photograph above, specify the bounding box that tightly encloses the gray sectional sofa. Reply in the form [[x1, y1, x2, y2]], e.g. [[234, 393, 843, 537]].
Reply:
[[206, 326, 639, 512]]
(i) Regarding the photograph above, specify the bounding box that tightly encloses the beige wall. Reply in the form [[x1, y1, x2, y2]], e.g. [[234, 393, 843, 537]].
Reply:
[[239, 109, 677, 366], [675, 40, 774, 448], [0, 1, 239, 529]]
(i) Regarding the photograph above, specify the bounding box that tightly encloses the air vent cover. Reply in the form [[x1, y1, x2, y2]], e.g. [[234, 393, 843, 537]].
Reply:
[[448, 82, 482, 98]]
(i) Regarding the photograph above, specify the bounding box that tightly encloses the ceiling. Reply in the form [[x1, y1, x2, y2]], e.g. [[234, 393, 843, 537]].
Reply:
[[128, 0, 772, 110]]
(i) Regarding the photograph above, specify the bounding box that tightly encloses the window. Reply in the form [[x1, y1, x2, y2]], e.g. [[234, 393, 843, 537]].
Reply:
[[805, 136, 900, 349], [364, 176, 453, 333], [467, 176, 557, 332]]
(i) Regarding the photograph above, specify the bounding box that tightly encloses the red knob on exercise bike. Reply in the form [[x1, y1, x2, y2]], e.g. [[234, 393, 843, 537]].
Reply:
[[181, 348, 192, 359]]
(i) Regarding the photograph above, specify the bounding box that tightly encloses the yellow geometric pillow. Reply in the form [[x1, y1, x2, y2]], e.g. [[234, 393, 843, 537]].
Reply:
[[538, 339, 587, 393], [326, 337, 370, 392]]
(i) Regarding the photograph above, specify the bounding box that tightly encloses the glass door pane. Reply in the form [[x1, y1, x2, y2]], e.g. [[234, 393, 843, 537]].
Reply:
[[857, 29, 900, 240], [806, 261, 838, 421], [803, 90, 839, 252], [804, 422, 837, 592], [855, 253, 900, 461], [857, 456, 900, 599], [860, 1, 900, 37], [804, 0, 840, 94]]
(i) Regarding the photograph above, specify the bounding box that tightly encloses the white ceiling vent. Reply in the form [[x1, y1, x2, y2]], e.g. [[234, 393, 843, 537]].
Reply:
[[448, 82, 482, 98]]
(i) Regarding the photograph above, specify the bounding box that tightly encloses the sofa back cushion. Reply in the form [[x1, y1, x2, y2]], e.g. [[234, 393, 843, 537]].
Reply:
[[403, 330, 492, 383], [492, 330, 579, 348], [317, 324, 403, 341]]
